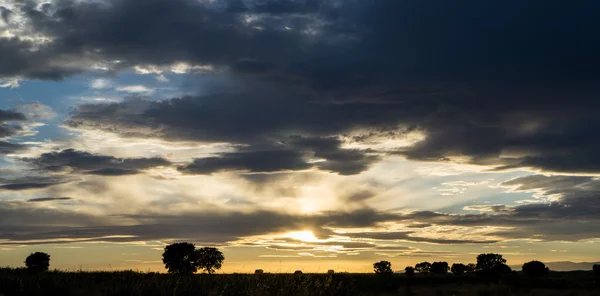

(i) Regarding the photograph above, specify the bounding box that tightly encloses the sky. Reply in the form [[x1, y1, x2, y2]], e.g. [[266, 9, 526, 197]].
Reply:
[[1, 0, 600, 273]]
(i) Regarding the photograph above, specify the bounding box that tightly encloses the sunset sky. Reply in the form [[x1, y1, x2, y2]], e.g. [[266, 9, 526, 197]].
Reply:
[[1, 0, 600, 273]]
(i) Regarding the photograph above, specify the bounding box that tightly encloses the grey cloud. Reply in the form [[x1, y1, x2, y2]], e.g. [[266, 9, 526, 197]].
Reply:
[[177, 136, 378, 175], [26, 149, 170, 175], [345, 231, 497, 245], [0, 109, 26, 139], [27, 197, 73, 202], [0, 141, 26, 154], [0, 176, 66, 191], [178, 150, 311, 174], [0, 110, 26, 122], [40, 0, 600, 174], [84, 168, 140, 176]]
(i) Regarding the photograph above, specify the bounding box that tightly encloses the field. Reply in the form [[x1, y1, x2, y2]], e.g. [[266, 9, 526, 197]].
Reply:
[[0, 269, 599, 296]]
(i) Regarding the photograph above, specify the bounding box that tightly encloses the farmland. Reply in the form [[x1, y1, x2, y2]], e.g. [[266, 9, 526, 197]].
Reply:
[[0, 268, 598, 296]]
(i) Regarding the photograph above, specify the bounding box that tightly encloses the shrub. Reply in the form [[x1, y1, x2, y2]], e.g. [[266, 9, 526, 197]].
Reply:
[[24, 252, 50, 272], [430, 262, 449, 275], [522, 260, 549, 277], [373, 261, 393, 275], [451, 263, 467, 275], [415, 262, 431, 274]]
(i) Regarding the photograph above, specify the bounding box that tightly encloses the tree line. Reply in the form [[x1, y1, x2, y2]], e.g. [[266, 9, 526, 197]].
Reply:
[[13, 244, 600, 277], [374, 253, 560, 277]]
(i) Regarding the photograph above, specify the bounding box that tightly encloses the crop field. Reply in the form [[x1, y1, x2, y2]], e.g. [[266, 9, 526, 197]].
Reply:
[[0, 269, 598, 296]]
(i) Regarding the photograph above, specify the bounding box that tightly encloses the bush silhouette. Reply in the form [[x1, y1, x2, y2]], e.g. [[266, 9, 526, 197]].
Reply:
[[430, 262, 449, 275], [373, 261, 393, 275], [451, 263, 467, 275], [415, 262, 431, 274], [593, 264, 600, 276], [25, 252, 50, 272], [404, 266, 415, 276], [196, 247, 224, 274], [476, 253, 506, 275], [522, 261, 549, 277]]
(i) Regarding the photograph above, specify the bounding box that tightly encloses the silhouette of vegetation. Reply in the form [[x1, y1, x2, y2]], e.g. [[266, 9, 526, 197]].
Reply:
[[196, 247, 224, 274], [415, 261, 431, 274], [373, 261, 393, 275], [404, 266, 415, 276], [430, 262, 449, 275], [451, 263, 467, 275], [522, 261, 549, 277], [294, 270, 303, 275], [162, 242, 224, 275], [24, 252, 50, 272], [593, 264, 600, 276], [0, 267, 598, 296], [162, 242, 200, 275], [466, 263, 477, 273], [476, 253, 508, 276]]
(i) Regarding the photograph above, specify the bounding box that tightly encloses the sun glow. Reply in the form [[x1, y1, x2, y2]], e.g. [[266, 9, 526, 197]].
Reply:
[[286, 231, 319, 242]]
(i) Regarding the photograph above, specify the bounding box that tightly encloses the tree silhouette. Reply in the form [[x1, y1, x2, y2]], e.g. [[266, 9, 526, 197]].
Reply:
[[162, 242, 201, 275], [522, 261, 549, 277], [196, 247, 224, 274], [430, 262, 449, 275], [404, 266, 415, 276], [476, 253, 506, 275], [415, 262, 431, 274], [25, 252, 50, 272], [492, 263, 512, 275], [373, 261, 393, 275], [451, 263, 467, 275], [592, 264, 599, 276], [466, 263, 477, 273]]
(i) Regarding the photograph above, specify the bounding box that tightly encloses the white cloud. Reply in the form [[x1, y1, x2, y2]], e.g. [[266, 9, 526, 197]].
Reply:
[[0, 79, 20, 88], [14, 103, 57, 120], [90, 78, 112, 89], [116, 85, 155, 94]]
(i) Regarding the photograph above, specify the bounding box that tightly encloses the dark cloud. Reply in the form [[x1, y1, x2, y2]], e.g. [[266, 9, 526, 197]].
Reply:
[[179, 150, 311, 174], [0, 109, 26, 139], [177, 136, 378, 175], [25, 149, 170, 175], [27, 197, 73, 202], [0, 176, 67, 191], [46, 0, 600, 174], [0, 141, 26, 154], [344, 231, 497, 244], [0, 110, 26, 122]]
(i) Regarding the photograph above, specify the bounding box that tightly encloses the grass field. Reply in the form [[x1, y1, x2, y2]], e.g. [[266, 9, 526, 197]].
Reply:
[[0, 268, 598, 296]]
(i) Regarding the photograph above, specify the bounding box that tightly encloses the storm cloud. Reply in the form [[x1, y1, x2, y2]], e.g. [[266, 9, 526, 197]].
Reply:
[[25, 149, 171, 176]]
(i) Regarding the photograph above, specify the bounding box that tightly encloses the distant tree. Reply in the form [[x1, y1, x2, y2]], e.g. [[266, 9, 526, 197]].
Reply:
[[522, 261, 549, 277], [25, 252, 50, 272], [162, 242, 201, 274], [294, 270, 303, 275], [254, 269, 264, 274], [593, 264, 600, 276], [373, 261, 393, 275], [492, 263, 512, 275], [415, 262, 431, 274], [196, 247, 224, 274], [430, 262, 449, 275], [451, 263, 467, 275], [476, 253, 506, 275], [404, 266, 415, 276], [466, 263, 477, 273]]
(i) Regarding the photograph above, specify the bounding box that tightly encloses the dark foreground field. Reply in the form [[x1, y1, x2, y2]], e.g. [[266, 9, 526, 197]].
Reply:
[[1, 269, 599, 296]]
